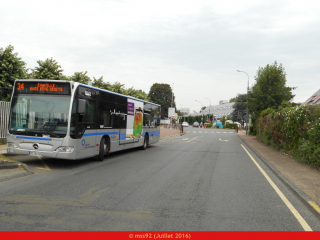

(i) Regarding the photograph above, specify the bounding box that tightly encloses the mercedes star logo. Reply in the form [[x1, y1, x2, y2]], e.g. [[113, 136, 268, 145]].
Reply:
[[33, 143, 39, 150]]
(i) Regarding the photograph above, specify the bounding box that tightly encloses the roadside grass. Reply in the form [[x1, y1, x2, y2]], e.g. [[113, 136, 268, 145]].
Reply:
[[0, 139, 7, 145]]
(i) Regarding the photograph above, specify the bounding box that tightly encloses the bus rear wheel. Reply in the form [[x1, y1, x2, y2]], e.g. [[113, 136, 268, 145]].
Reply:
[[141, 134, 148, 150]]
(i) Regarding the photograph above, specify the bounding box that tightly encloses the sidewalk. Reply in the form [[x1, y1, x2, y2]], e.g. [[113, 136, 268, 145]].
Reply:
[[0, 128, 185, 182], [237, 129, 320, 219], [159, 127, 184, 139]]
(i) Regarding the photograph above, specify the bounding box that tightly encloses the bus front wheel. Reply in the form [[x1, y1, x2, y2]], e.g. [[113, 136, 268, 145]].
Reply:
[[98, 138, 106, 161]]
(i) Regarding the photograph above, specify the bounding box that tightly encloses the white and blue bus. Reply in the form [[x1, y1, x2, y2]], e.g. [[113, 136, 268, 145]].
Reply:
[[6, 80, 161, 161]]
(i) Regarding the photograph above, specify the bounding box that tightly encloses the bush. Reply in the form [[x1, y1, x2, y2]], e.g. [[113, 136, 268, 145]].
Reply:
[[256, 104, 320, 168], [216, 124, 220, 128], [249, 125, 256, 135], [225, 122, 237, 129], [260, 108, 275, 118], [206, 123, 213, 128]]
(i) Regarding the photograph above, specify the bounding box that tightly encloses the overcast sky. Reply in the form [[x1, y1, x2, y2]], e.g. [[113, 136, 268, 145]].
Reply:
[[1, 0, 319, 112]]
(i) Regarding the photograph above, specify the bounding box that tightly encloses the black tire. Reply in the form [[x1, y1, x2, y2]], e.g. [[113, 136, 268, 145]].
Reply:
[[105, 137, 110, 156], [141, 134, 148, 150], [97, 138, 106, 161]]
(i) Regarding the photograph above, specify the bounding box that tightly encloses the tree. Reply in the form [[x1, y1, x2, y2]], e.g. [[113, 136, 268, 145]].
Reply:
[[220, 115, 231, 126], [124, 87, 148, 101], [92, 76, 109, 90], [148, 83, 176, 118], [0, 45, 27, 101], [70, 71, 91, 84], [32, 58, 67, 80], [249, 61, 294, 121], [231, 94, 247, 127], [105, 81, 125, 94], [229, 97, 237, 103]]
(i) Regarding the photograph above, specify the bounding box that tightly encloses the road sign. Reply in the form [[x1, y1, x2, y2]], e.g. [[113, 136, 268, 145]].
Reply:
[[168, 108, 175, 117]]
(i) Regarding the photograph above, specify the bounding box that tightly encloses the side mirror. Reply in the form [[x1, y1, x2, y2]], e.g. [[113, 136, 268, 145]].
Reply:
[[77, 99, 86, 113]]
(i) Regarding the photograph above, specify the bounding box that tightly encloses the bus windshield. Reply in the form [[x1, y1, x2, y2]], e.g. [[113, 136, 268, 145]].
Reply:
[[9, 94, 71, 138]]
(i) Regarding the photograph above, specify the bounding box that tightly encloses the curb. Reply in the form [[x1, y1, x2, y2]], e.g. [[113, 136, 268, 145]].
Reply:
[[237, 134, 320, 221], [0, 158, 34, 183]]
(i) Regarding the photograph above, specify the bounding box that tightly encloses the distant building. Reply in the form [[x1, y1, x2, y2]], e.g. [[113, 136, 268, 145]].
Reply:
[[219, 100, 229, 105], [303, 89, 320, 105], [180, 107, 190, 115], [186, 101, 234, 120]]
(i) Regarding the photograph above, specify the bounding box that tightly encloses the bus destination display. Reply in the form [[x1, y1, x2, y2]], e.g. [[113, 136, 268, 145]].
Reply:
[[15, 82, 70, 94]]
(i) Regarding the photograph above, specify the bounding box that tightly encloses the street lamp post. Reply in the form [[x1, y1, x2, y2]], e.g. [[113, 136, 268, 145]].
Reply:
[[195, 100, 204, 127], [237, 70, 249, 135], [205, 98, 211, 122], [170, 83, 174, 128], [180, 104, 185, 121], [171, 83, 174, 108]]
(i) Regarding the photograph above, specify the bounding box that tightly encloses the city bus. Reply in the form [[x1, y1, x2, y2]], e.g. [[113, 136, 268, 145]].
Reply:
[[6, 80, 161, 161]]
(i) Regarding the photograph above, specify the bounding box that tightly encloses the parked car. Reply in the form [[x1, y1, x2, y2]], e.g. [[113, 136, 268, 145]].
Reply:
[[182, 122, 189, 127], [193, 122, 199, 128]]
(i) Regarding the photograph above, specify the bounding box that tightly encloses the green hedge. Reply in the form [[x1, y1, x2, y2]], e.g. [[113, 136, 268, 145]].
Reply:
[[257, 104, 320, 168], [226, 123, 238, 129]]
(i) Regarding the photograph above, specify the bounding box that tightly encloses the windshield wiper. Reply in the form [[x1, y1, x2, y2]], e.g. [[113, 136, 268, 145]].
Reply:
[[37, 130, 60, 138], [41, 130, 60, 137]]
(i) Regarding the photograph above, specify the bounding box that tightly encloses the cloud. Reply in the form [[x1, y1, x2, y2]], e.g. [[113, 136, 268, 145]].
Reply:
[[1, 0, 320, 110]]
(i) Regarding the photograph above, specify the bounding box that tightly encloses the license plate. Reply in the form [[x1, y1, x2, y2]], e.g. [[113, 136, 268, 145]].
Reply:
[[7, 148, 14, 153], [28, 151, 43, 157]]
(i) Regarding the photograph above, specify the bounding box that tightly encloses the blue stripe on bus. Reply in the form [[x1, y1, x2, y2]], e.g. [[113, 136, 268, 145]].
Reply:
[[153, 131, 160, 136], [83, 132, 118, 137], [16, 136, 52, 141]]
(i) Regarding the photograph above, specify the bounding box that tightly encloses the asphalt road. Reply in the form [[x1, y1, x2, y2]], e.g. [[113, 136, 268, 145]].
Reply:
[[1, 128, 320, 231]]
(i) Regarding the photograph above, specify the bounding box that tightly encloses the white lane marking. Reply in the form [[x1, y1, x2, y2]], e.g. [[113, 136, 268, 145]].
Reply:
[[199, 131, 203, 133], [241, 144, 312, 231], [193, 131, 196, 133], [219, 138, 229, 142]]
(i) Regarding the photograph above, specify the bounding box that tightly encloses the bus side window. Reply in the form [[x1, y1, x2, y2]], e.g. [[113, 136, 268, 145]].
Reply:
[[98, 109, 112, 128], [98, 101, 113, 128]]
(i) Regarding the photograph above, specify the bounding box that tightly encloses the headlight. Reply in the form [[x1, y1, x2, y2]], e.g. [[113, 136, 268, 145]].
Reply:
[[7, 142, 16, 148], [55, 146, 74, 153]]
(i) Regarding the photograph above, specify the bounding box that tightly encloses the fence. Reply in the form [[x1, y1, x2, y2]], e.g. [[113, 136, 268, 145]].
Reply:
[[0, 101, 10, 139]]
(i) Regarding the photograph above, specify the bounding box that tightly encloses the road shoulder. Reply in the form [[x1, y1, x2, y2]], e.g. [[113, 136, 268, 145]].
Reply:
[[237, 130, 320, 220]]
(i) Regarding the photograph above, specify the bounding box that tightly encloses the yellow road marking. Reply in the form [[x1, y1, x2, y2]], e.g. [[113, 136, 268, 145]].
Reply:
[[308, 201, 320, 214], [241, 144, 312, 231], [187, 137, 198, 142], [37, 157, 51, 171]]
